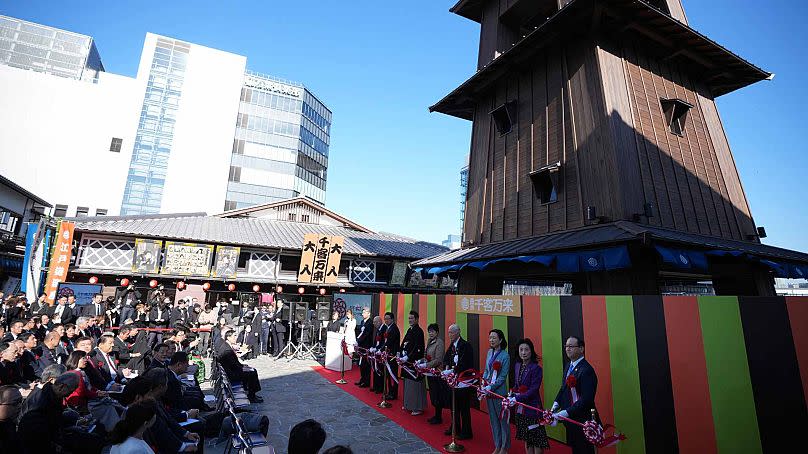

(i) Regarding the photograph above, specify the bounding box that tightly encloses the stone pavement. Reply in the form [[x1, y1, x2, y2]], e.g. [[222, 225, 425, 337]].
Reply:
[[205, 354, 438, 454]]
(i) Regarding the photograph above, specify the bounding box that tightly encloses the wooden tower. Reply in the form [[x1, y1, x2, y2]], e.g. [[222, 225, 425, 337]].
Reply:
[[429, 0, 778, 294]]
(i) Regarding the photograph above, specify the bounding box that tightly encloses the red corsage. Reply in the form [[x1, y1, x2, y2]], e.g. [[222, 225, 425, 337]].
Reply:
[[514, 385, 528, 393], [566, 375, 577, 388], [425, 354, 432, 361], [115, 359, 120, 365], [375, 335, 382, 343], [492, 361, 502, 372], [97, 361, 104, 368], [384, 332, 389, 339]]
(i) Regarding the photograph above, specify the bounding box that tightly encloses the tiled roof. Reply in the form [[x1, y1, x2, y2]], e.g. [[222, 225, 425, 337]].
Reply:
[[72, 214, 447, 260], [414, 221, 808, 266]]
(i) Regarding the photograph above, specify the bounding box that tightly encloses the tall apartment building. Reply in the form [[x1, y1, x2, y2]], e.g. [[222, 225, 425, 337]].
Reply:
[[0, 15, 331, 217]]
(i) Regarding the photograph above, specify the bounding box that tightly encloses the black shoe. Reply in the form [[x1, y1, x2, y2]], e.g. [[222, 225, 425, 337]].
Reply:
[[358, 383, 369, 388], [384, 394, 396, 401], [456, 433, 472, 440], [249, 395, 264, 403], [354, 381, 363, 386], [444, 427, 453, 436], [427, 417, 442, 425]]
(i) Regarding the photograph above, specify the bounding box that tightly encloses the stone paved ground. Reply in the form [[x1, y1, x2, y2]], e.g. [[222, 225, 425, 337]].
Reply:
[[204, 355, 438, 454]]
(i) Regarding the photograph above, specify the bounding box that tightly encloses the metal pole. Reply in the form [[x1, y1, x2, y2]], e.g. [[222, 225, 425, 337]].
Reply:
[[443, 386, 464, 452]]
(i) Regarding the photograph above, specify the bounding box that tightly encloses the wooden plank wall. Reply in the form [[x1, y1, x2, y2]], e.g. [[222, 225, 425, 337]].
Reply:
[[616, 38, 751, 241]]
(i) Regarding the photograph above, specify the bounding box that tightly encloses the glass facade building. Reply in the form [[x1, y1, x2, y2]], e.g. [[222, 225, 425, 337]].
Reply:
[[225, 70, 331, 210], [0, 15, 104, 81], [120, 37, 189, 215]]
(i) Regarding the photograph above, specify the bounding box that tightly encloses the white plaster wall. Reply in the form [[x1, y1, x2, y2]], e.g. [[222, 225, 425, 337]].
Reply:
[[0, 65, 140, 216], [158, 38, 246, 215]]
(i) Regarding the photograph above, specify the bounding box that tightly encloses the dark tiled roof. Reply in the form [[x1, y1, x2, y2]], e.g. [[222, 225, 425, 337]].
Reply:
[[414, 221, 808, 266], [432, 0, 772, 119], [72, 215, 448, 260]]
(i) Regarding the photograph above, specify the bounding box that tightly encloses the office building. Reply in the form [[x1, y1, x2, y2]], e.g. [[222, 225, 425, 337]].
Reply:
[[0, 15, 331, 217], [225, 71, 331, 210]]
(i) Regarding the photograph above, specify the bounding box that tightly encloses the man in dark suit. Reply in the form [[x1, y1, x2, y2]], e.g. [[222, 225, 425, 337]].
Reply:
[[371, 316, 386, 393], [270, 302, 287, 356], [148, 298, 171, 347], [354, 308, 374, 387], [381, 312, 400, 400], [49, 296, 73, 326], [553, 336, 598, 454], [215, 329, 262, 403], [65, 296, 79, 325], [82, 293, 105, 319], [170, 299, 189, 328], [442, 323, 474, 440], [92, 335, 125, 385]]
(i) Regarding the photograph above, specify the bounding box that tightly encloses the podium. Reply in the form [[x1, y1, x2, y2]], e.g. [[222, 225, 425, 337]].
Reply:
[[325, 331, 352, 372]]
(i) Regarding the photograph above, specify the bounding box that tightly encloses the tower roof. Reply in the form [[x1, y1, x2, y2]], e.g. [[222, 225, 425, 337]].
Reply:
[[433, 0, 772, 120]]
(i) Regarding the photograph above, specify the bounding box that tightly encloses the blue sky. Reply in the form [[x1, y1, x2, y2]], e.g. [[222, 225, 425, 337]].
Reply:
[[3, 1, 807, 252]]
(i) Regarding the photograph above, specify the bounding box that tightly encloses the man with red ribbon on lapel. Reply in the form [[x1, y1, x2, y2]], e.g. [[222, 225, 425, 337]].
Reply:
[[370, 316, 385, 394], [442, 323, 474, 440], [552, 335, 598, 454], [381, 312, 401, 401]]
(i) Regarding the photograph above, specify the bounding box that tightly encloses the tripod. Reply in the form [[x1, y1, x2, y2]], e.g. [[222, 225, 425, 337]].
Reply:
[[274, 302, 299, 361], [311, 321, 326, 356], [288, 319, 317, 361]]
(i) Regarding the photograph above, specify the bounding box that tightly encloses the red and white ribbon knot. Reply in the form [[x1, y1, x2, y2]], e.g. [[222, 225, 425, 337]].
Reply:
[[500, 394, 517, 420]]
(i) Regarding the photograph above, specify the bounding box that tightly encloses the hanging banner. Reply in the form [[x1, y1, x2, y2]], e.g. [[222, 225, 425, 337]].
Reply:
[[390, 261, 408, 286], [132, 238, 162, 274], [298, 234, 344, 284], [456, 294, 522, 317], [323, 236, 343, 284], [44, 221, 75, 305], [211, 245, 240, 278], [161, 241, 214, 276]]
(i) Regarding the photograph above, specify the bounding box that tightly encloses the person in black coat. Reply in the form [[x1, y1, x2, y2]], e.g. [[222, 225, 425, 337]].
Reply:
[[17, 372, 79, 454], [370, 316, 386, 393], [49, 296, 73, 326], [552, 336, 598, 454], [443, 323, 475, 440], [270, 302, 287, 356], [148, 298, 171, 347], [215, 329, 263, 403], [381, 312, 401, 400], [354, 308, 374, 387]]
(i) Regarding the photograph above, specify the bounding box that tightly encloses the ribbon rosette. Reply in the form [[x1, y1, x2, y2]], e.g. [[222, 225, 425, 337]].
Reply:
[[567, 374, 579, 403], [583, 420, 627, 448], [492, 361, 502, 372], [341, 339, 349, 356], [500, 393, 517, 420], [537, 409, 556, 427]]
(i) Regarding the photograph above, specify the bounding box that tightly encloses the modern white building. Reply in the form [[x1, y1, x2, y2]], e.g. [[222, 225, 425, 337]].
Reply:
[[0, 15, 331, 217]]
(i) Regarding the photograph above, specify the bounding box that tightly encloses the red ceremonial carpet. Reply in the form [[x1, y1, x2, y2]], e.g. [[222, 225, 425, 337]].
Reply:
[[313, 365, 572, 454]]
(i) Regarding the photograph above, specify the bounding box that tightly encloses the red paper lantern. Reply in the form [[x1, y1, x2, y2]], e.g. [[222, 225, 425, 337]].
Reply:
[[319, 288, 326, 295], [276, 285, 283, 293], [252, 284, 261, 293], [88, 276, 98, 284], [297, 286, 305, 294], [228, 283, 236, 292], [202, 282, 211, 291], [149, 279, 158, 288], [120, 278, 130, 287], [176, 281, 186, 290]]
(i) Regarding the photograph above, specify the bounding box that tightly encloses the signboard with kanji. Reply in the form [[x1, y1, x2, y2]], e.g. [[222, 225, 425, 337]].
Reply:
[[161, 242, 214, 276], [455, 295, 522, 317], [298, 234, 344, 284], [211, 245, 240, 278], [132, 238, 162, 274], [44, 221, 75, 305]]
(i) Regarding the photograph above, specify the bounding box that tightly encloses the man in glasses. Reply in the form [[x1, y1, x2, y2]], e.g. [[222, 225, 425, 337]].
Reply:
[[552, 336, 598, 454]]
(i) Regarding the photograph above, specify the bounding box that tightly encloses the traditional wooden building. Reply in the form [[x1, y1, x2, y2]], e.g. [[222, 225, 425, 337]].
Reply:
[[62, 197, 451, 304], [415, 0, 808, 295]]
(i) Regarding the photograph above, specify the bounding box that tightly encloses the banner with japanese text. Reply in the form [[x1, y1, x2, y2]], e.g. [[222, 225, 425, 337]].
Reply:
[[455, 294, 522, 317], [160, 242, 214, 276], [44, 221, 75, 305], [298, 234, 344, 284]]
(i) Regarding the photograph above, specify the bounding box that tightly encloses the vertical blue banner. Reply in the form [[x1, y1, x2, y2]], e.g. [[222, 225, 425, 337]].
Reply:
[[20, 222, 38, 292]]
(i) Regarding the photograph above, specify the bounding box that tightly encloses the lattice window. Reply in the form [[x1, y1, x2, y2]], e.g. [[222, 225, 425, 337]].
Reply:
[[246, 251, 277, 277], [78, 236, 135, 270], [351, 260, 376, 283]]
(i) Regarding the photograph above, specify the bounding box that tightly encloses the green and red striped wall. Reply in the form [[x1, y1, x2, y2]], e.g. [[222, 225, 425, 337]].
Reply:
[[372, 293, 808, 454]]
